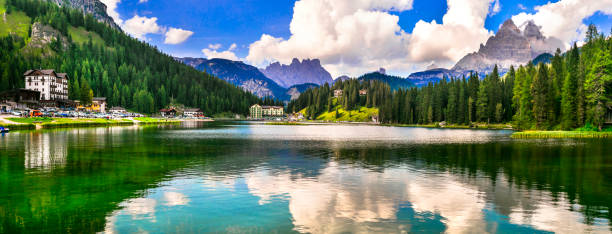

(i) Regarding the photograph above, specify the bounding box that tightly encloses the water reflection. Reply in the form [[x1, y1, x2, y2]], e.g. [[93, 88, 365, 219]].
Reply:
[[0, 123, 610, 233]]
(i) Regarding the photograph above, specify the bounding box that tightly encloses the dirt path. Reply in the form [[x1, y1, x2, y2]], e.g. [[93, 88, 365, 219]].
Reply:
[[0, 116, 21, 125]]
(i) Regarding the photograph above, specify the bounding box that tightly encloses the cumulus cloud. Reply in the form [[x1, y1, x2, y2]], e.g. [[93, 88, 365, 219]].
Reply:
[[202, 43, 240, 60], [100, 0, 193, 44], [512, 0, 612, 47], [139, 0, 148, 3], [246, 0, 416, 77], [208, 43, 222, 50], [164, 27, 194, 44], [408, 0, 495, 67], [489, 0, 501, 16], [122, 15, 162, 39], [246, 0, 499, 77]]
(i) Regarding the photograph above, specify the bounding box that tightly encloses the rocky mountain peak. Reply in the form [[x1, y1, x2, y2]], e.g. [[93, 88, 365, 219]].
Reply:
[[499, 19, 521, 35], [261, 58, 333, 88], [523, 20, 544, 40], [44, 0, 121, 30], [453, 19, 563, 74]]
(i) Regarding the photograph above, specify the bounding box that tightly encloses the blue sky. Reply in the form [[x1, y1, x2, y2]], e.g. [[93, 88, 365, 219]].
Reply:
[[103, 0, 612, 76]]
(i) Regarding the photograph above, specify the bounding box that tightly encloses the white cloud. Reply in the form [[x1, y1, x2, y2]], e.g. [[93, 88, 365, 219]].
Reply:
[[139, 0, 148, 3], [202, 43, 240, 60], [208, 43, 222, 50], [228, 43, 237, 51], [164, 27, 194, 44], [517, 4, 527, 10], [246, 0, 500, 77], [408, 0, 495, 67], [246, 0, 416, 77], [489, 0, 501, 16], [512, 0, 612, 47], [100, 0, 193, 44], [123, 15, 162, 40]]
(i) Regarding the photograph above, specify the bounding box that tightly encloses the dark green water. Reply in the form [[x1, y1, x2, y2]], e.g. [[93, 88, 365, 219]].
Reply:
[[0, 122, 611, 233]]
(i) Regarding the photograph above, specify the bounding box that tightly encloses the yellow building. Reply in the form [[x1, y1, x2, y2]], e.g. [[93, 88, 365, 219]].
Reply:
[[250, 104, 284, 119], [76, 97, 107, 113]]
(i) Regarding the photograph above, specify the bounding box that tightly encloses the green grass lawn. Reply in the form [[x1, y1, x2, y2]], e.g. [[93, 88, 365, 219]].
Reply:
[[68, 26, 105, 46], [8, 117, 132, 124], [314, 106, 379, 122], [512, 131, 612, 139], [0, 1, 32, 38]]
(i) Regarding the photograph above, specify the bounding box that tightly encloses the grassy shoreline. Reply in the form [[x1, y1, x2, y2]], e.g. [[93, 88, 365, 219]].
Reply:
[[383, 123, 512, 130], [511, 131, 612, 139], [0, 117, 182, 130]]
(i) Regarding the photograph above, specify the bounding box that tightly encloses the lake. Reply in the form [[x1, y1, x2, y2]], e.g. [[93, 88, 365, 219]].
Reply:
[[0, 122, 610, 233]]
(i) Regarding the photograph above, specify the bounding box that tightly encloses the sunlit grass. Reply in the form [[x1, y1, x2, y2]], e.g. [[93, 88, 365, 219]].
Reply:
[[68, 26, 104, 46], [0, 4, 31, 38], [511, 131, 612, 139], [315, 106, 378, 122]]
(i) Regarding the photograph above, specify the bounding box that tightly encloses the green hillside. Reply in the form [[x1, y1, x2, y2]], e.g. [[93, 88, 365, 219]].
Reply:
[[314, 105, 379, 122], [0, 0, 32, 38], [68, 26, 104, 46], [289, 79, 389, 122], [0, 0, 260, 115]]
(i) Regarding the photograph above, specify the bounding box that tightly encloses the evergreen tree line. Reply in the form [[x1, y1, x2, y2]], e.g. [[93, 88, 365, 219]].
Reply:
[[289, 25, 611, 130], [1, 0, 260, 115]]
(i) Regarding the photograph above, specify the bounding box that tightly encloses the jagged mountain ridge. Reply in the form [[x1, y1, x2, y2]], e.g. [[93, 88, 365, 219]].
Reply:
[[261, 58, 333, 88], [190, 58, 290, 100], [452, 19, 563, 74], [44, 0, 121, 30]]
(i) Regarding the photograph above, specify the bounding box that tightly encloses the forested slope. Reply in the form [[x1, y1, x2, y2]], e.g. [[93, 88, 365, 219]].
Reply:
[[290, 25, 611, 131], [0, 0, 260, 115]]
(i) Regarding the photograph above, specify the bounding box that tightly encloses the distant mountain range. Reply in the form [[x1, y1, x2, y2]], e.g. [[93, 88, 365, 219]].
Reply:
[[407, 68, 473, 87], [357, 72, 414, 90], [176, 19, 561, 98], [261, 58, 333, 88], [176, 58, 290, 99]]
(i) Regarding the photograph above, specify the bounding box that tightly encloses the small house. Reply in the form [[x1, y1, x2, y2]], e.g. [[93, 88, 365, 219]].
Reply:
[[334, 89, 343, 98], [160, 108, 177, 118], [184, 108, 203, 117], [92, 97, 107, 113], [359, 89, 368, 96], [110, 107, 127, 114], [0, 89, 41, 110]]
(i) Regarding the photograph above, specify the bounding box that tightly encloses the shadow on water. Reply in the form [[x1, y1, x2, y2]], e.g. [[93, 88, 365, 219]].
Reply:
[[0, 122, 610, 233]]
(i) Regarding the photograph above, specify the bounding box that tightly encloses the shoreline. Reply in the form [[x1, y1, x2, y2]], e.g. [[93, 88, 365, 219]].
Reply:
[[511, 131, 612, 139], [0, 117, 208, 131]]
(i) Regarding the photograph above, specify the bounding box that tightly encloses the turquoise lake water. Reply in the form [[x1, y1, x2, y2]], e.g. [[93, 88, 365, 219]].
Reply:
[[0, 122, 610, 233]]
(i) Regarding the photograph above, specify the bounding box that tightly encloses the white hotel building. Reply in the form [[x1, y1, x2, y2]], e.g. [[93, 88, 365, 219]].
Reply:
[[24, 69, 69, 101]]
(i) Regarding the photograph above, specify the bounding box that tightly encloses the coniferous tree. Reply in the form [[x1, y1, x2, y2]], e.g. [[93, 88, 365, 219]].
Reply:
[[585, 49, 611, 130], [532, 63, 551, 129], [561, 44, 580, 129], [476, 81, 489, 123]]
